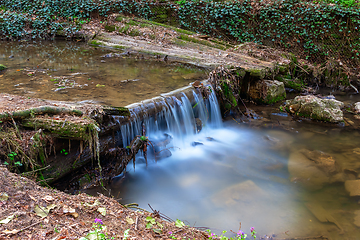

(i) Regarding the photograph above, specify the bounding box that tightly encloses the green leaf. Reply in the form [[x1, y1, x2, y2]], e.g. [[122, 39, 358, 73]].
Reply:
[[157, 222, 163, 229], [97, 207, 106, 216], [146, 222, 153, 229], [153, 228, 162, 234], [145, 216, 156, 224], [175, 219, 185, 228], [0, 214, 15, 224], [140, 136, 147, 141]]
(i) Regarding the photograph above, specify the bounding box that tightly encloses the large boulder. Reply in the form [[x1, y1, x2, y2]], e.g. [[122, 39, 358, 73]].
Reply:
[[284, 95, 344, 122], [249, 80, 286, 104]]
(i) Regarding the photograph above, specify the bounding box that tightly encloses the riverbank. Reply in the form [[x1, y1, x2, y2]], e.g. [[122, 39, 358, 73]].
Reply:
[[0, 165, 208, 239]]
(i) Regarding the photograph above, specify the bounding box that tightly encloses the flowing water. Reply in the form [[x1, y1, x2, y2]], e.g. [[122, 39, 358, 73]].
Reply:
[[89, 90, 360, 240], [2, 41, 360, 239], [0, 41, 206, 106]]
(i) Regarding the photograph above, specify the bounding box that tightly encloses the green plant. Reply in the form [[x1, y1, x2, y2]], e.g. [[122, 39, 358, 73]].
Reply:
[[145, 216, 163, 234], [60, 149, 68, 155], [123, 229, 130, 240], [206, 227, 256, 240], [80, 218, 111, 240], [8, 152, 17, 161]]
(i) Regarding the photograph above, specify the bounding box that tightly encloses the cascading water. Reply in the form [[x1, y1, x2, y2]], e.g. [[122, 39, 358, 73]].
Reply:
[[120, 82, 222, 152]]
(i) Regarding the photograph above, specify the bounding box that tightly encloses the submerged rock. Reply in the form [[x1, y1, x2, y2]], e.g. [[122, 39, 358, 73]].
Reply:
[[288, 151, 330, 191], [345, 180, 360, 196], [288, 149, 344, 189], [354, 210, 360, 227], [249, 80, 286, 104], [284, 95, 344, 123], [211, 180, 267, 207], [299, 149, 339, 175]]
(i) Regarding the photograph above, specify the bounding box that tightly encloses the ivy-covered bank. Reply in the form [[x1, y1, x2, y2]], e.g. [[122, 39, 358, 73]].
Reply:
[[0, 0, 359, 69]]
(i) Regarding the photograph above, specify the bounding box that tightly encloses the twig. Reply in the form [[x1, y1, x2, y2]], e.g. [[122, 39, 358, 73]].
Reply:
[[21, 165, 51, 175], [294, 63, 310, 75], [135, 216, 139, 230], [10, 220, 42, 236], [11, 116, 23, 141]]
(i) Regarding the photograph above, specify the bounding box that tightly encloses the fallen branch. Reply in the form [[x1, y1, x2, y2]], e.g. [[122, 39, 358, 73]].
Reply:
[[0, 106, 83, 121]]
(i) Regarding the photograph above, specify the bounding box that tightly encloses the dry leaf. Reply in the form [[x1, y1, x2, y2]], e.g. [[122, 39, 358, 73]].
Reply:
[[84, 199, 100, 207], [63, 205, 76, 214], [0, 215, 15, 224], [35, 205, 48, 218], [42, 195, 55, 202], [97, 207, 106, 216], [28, 194, 37, 202], [0, 192, 9, 201], [2, 229, 19, 234], [69, 212, 79, 218], [126, 217, 134, 225]]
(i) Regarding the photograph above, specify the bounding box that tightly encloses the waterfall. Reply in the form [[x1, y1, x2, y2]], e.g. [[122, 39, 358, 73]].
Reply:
[[119, 81, 222, 152]]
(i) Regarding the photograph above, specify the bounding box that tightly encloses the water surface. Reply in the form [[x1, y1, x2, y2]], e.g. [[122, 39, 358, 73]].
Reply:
[[0, 41, 206, 106]]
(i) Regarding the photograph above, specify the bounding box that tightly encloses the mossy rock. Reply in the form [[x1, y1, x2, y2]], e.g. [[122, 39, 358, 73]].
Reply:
[[249, 80, 286, 105], [284, 95, 344, 123], [247, 68, 267, 79], [0, 64, 7, 71]]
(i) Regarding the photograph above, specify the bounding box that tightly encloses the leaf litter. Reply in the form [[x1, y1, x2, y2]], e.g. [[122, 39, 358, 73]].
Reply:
[[0, 166, 208, 239]]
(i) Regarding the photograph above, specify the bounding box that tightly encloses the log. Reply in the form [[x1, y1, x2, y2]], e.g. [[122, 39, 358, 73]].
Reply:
[[21, 117, 97, 140], [0, 106, 83, 121]]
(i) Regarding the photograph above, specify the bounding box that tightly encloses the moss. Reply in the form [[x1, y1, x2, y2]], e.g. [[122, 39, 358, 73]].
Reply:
[[115, 16, 123, 22], [0, 64, 7, 71], [89, 40, 102, 46], [141, 19, 195, 35], [264, 92, 286, 105], [103, 106, 131, 116], [234, 69, 246, 78], [247, 68, 266, 79], [178, 34, 228, 50], [105, 25, 116, 32], [119, 25, 130, 34], [114, 45, 126, 49], [128, 29, 140, 37], [222, 82, 237, 107], [21, 118, 96, 140]]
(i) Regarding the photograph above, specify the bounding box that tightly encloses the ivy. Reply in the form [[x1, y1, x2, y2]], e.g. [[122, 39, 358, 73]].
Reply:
[[0, 0, 358, 64]]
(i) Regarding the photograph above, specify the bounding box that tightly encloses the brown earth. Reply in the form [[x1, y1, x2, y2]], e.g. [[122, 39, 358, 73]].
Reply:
[[0, 166, 208, 240]]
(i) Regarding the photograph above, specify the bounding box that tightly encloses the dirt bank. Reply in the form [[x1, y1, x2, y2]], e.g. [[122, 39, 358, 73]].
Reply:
[[0, 166, 208, 240]]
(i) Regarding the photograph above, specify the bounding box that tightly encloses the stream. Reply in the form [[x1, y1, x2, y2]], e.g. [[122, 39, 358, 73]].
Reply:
[[2, 41, 360, 240]]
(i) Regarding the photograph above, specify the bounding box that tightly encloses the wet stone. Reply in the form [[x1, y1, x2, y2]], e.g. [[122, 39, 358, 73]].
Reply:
[[354, 210, 360, 227], [288, 150, 330, 191], [345, 180, 360, 196], [355, 102, 360, 114]]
